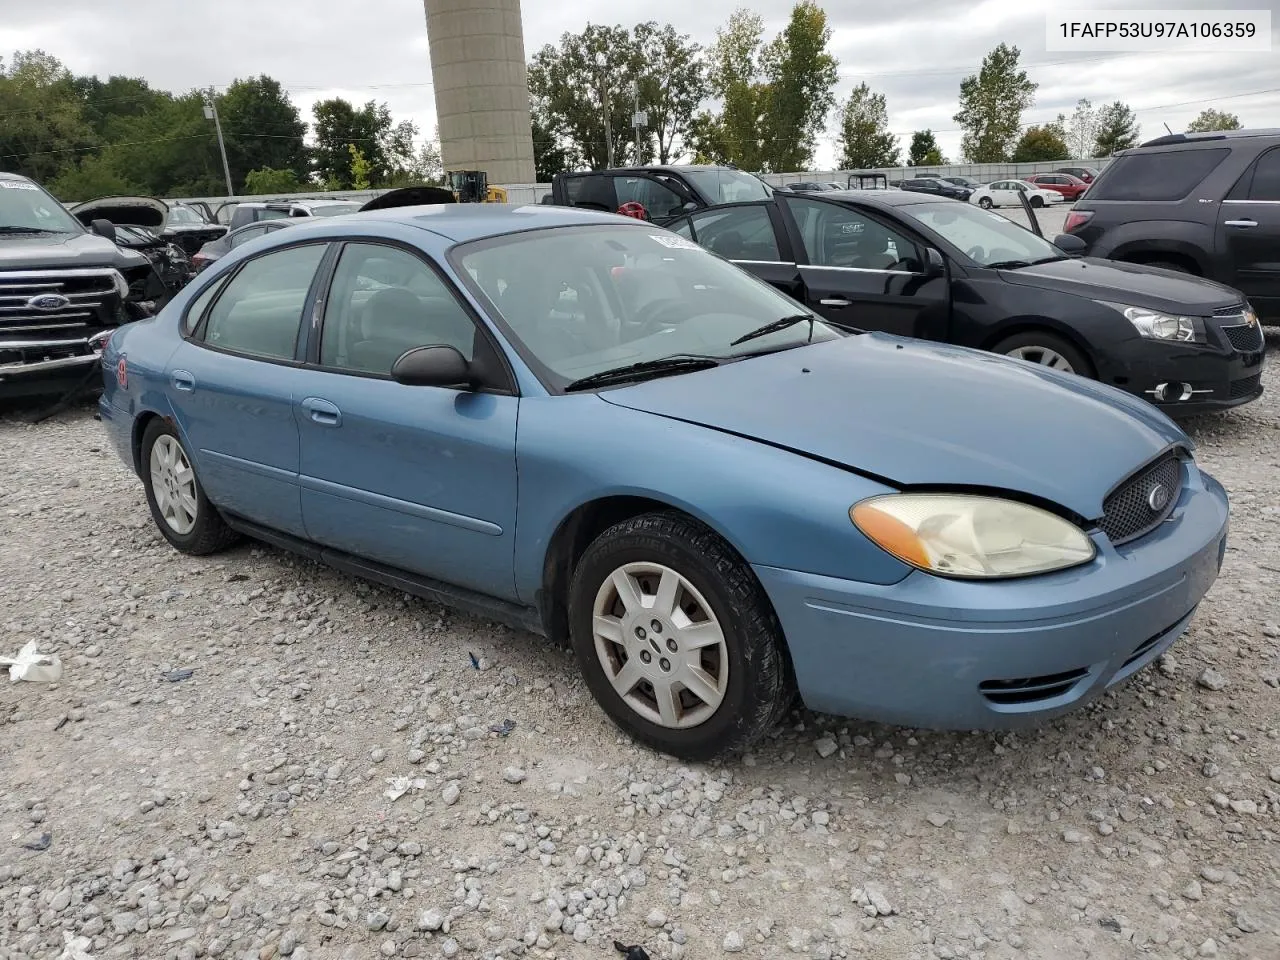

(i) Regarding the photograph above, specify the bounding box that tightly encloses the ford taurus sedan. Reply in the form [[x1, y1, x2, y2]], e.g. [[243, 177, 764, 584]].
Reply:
[[98, 204, 1230, 760]]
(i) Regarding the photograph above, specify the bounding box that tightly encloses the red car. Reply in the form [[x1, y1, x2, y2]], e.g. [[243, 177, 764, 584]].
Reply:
[[1024, 173, 1089, 200], [1055, 166, 1100, 184]]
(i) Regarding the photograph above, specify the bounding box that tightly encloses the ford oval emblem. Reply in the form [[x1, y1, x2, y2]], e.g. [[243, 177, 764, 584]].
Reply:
[[27, 293, 71, 311], [1146, 483, 1169, 512]]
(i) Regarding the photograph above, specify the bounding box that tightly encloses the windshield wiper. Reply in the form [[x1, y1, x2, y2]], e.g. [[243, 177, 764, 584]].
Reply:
[[0, 226, 67, 235], [1029, 255, 1071, 265], [729, 313, 816, 347], [986, 259, 1033, 270], [563, 355, 724, 392]]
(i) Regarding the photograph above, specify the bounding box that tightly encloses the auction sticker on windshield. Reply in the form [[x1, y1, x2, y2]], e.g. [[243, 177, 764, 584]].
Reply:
[[650, 234, 701, 251], [0, 181, 39, 190]]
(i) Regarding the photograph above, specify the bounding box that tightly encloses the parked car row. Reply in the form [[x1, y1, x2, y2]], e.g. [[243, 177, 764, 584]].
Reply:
[[98, 197, 1234, 759]]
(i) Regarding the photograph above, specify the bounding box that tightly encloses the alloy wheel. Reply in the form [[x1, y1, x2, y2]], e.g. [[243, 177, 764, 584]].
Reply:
[[149, 435, 199, 535], [1006, 345, 1076, 373]]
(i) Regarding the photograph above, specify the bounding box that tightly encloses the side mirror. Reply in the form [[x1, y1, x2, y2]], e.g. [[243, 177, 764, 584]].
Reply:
[[924, 248, 946, 278], [90, 219, 117, 243], [1053, 233, 1087, 256], [682, 201, 698, 212], [391, 345, 472, 389]]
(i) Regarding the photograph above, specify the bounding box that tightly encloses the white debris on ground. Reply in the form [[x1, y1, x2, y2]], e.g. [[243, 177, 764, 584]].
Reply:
[[1, 338, 1278, 960]]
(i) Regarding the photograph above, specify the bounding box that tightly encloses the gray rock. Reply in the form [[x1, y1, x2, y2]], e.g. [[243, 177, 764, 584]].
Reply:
[[1062, 829, 1087, 844], [367, 910, 390, 932], [442, 783, 461, 806], [1234, 911, 1261, 934], [1181, 880, 1203, 901], [1197, 938, 1218, 957], [926, 812, 951, 828], [814, 738, 838, 759], [646, 908, 667, 928], [723, 931, 745, 952], [1197, 668, 1228, 691], [1200, 866, 1225, 884], [502, 766, 527, 784], [418, 908, 445, 932]]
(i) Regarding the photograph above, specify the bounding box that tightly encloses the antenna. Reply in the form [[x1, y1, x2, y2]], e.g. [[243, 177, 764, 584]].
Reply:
[[1163, 123, 1174, 136]]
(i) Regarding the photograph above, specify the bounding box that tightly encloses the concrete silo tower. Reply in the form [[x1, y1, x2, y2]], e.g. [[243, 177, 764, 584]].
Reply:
[[423, 0, 537, 185]]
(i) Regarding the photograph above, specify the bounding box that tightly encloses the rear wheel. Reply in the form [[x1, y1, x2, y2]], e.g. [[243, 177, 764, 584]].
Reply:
[[141, 419, 239, 555], [568, 512, 793, 760], [1030, 195, 1045, 208], [993, 330, 1094, 378], [978, 197, 994, 209]]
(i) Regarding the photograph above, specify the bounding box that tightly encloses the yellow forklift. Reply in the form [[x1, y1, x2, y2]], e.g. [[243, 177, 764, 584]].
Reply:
[[447, 170, 508, 203]]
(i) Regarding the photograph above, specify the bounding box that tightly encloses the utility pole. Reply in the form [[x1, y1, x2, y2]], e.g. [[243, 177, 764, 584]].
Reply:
[[203, 94, 235, 196], [632, 82, 645, 165], [600, 73, 614, 168]]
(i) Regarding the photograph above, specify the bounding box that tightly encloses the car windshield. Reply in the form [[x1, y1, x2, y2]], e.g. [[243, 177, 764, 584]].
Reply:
[[683, 169, 773, 204], [453, 224, 842, 388], [309, 203, 361, 217], [904, 201, 1065, 267], [0, 180, 83, 233], [167, 205, 207, 224]]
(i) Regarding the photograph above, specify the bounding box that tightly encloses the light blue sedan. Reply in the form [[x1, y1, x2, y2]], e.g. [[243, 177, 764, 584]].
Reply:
[[98, 203, 1229, 760]]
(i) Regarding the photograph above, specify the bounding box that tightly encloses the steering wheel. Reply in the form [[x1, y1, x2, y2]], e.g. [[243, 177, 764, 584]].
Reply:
[[632, 298, 691, 336]]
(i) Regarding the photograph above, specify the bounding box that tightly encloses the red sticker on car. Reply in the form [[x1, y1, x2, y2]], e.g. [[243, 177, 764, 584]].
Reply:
[[117, 355, 128, 389]]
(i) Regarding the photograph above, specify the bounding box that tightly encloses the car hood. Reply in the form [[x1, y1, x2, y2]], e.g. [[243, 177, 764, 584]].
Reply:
[[70, 195, 168, 229], [0, 230, 143, 271], [600, 333, 1188, 521], [1000, 256, 1243, 315]]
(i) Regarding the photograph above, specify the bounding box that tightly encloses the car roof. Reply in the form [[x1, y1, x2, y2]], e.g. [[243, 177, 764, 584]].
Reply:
[[809, 189, 956, 208], [280, 203, 644, 243], [1136, 127, 1280, 149]]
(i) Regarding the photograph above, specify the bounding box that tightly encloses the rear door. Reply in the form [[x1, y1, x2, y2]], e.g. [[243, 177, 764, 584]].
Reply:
[[777, 195, 950, 337], [989, 181, 1019, 206], [1218, 146, 1280, 320], [678, 201, 804, 300]]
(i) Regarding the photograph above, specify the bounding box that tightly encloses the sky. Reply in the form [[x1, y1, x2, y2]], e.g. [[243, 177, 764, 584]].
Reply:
[[3, 0, 1278, 173]]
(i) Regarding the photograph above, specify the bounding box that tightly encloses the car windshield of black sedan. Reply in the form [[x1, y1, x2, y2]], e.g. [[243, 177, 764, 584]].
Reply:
[[906, 202, 1066, 268], [0, 181, 83, 234], [167, 205, 208, 224], [455, 224, 841, 386]]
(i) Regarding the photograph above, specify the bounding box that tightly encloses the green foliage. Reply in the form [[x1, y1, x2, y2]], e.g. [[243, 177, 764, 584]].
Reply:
[[348, 144, 372, 190], [632, 22, 705, 164], [0, 50, 95, 183], [243, 166, 304, 195], [311, 98, 420, 189], [836, 83, 898, 170], [217, 75, 308, 187], [531, 105, 578, 181], [953, 44, 1038, 162], [688, 10, 769, 169], [907, 130, 945, 166], [1063, 98, 1097, 159], [1186, 108, 1241, 133], [1011, 123, 1069, 162], [1092, 101, 1140, 155]]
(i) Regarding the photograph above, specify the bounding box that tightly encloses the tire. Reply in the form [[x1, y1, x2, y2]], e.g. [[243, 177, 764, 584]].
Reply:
[[1030, 195, 1045, 208], [567, 511, 794, 760], [978, 197, 994, 209], [141, 418, 240, 555], [993, 330, 1095, 378]]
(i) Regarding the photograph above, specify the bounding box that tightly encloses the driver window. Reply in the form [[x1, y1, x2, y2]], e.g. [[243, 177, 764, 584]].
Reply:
[[320, 243, 477, 376], [784, 197, 920, 272], [687, 205, 780, 261]]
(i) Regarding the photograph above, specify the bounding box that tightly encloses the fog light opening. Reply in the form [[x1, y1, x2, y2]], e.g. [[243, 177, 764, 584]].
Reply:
[[1152, 381, 1194, 402]]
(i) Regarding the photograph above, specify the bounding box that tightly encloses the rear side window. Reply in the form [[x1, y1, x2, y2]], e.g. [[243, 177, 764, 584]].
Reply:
[[1246, 148, 1280, 201], [1088, 148, 1230, 201], [200, 244, 327, 360], [182, 276, 227, 336]]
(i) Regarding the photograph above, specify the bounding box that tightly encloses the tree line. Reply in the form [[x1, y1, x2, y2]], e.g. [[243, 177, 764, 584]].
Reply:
[[0, 51, 442, 200], [1, 9, 1253, 200]]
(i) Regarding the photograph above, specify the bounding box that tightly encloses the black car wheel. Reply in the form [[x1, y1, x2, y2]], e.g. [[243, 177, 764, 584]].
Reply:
[[993, 330, 1095, 378], [978, 197, 994, 209], [1030, 196, 1045, 208], [141, 419, 240, 555], [568, 511, 794, 761]]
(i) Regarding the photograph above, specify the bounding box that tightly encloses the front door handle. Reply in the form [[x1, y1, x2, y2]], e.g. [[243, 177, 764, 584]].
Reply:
[[301, 397, 342, 426], [172, 370, 195, 391], [1223, 219, 1258, 228], [819, 298, 852, 307]]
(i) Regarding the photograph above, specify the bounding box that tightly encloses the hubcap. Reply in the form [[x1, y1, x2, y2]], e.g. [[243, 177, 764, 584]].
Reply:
[[591, 562, 729, 729], [1006, 345, 1076, 374], [149, 435, 198, 535]]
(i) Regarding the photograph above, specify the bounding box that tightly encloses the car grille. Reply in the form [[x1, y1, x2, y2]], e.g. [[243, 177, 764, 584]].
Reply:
[[1220, 321, 1264, 353], [0, 269, 121, 334], [1097, 453, 1182, 546], [1229, 373, 1262, 399]]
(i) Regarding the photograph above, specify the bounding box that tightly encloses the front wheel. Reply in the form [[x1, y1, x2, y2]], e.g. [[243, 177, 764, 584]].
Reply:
[[567, 512, 794, 760], [978, 197, 994, 209], [141, 419, 240, 555], [993, 330, 1094, 378], [1030, 195, 1045, 208]]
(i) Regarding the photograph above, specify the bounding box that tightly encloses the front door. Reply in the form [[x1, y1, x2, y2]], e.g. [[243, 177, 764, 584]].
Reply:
[[167, 241, 330, 537], [1218, 146, 1280, 320], [779, 195, 950, 338], [678, 202, 805, 302], [294, 239, 520, 600]]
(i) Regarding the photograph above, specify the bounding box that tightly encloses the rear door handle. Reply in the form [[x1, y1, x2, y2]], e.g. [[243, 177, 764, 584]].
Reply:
[[301, 396, 342, 426], [1223, 219, 1258, 228], [819, 298, 852, 307], [172, 370, 195, 391]]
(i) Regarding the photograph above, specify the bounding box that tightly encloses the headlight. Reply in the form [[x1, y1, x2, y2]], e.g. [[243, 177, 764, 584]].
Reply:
[[109, 268, 130, 300], [1102, 302, 1205, 343], [850, 493, 1096, 579]]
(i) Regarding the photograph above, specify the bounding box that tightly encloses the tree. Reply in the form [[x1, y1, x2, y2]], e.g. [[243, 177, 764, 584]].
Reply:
[[759, 1, 840, 172], [907, 130, 945, 166], [632, 22, 706, 164], [1011, 123, 1069, 162], [1092, 101, 1140, 155], [1186, 108, 1241, 133], [47, 155, 143, 202], [531, 106, 577, 181], [953, 43, 1037, 162], [836, 83, 898, 169], [1064, 98, 1097, 159], [688, 10, 770, 170], [243, 166, 304, 195], [312, 99, 400, 188], [348, 144, 372, 190], [216, 75, 308, 188], [0, 51, 96, 184]]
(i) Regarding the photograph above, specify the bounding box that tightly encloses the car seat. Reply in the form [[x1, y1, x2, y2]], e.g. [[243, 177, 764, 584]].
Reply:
[[347, 286, 473, 374]]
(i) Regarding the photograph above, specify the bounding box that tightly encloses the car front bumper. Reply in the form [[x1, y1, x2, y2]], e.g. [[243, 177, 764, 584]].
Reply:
[[754, 465, 1229, 730], [1096, 333, 1265, 416], [0, 334, 112, 398]]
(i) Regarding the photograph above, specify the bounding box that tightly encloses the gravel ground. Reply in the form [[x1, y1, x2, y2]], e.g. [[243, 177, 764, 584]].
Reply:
[[2, 337, 1278, 960]]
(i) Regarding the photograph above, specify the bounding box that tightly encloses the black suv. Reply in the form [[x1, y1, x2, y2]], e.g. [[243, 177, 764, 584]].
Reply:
[[549, 165, 774, 223], [898, 177, 972, 201], [1064, 129, 1280, 323]]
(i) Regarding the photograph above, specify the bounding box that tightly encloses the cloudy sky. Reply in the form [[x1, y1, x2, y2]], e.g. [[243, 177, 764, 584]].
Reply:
[[5, 0, 1278, 172]]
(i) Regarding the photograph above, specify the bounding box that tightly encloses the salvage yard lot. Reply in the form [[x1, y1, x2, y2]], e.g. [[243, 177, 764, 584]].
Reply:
[[1, 335, 1279, 960]]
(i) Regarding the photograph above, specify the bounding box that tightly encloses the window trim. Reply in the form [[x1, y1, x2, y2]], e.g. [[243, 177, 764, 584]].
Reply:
[[1223, 146, 1280, 204], [308, 236, 520, 396], [187, 239, 333, 367], [685, 200, 790, 264], [180, 273, 230, 337], [778, 194, 929, 275]]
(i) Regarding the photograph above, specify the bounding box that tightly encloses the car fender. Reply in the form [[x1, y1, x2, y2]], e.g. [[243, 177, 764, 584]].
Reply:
[[1089, 219, 1214, 273], [511, 394, 914, 605]]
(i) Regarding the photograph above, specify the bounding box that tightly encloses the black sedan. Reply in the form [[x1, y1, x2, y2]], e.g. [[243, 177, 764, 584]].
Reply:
[[663, 190, 1265, 416], [191, 219, 296, 272]]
